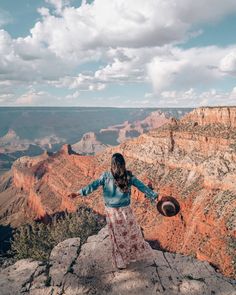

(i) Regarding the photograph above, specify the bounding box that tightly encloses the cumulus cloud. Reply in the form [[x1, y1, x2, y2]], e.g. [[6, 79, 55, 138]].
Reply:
[[147, 46, 236, 93], [53, 46, 167, 89], [0, 29, 73, 84], [45, 0, 72, 14], [2, 0, 236, 82], [94, 58, 144, 83], [75, 44, 234, 96], [27, 0, 236, 62], [219, 51, 236, 75], [1, 0, 236, 106], [14, 88, 62, 106], [54, 73, 106, 91], [15, 89, 48, 105]]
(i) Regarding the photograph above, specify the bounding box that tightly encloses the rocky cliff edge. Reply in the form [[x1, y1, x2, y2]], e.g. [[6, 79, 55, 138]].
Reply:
[[0, 225, 235, 295]]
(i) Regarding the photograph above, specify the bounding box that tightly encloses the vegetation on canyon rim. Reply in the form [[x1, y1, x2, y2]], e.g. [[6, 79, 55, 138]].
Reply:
[[7, 206, 106, 262]]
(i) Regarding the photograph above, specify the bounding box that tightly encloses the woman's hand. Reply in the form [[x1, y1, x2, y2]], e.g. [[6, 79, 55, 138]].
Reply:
[[144, 180, 154, 199], [147, 181, 153, 190], [67, 192, 79, 199], [157, 194, 163, 202], [150, 192, 162, 203]]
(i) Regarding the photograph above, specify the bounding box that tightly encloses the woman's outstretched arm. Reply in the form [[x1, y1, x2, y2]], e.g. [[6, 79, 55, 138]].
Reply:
[[68, 172, 105, 198], [131, 175, 159, 201], [78, 172, 106, 196]]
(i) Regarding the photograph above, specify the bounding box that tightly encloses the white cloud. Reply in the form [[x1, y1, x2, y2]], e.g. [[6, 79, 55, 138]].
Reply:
[[88, 83, 106, 91], [37, 7, 50, 17], [15, 89, 48, 105], [52, 44, 236, 96], [1, 0, 236, 106], [65, 90, 80, 99], [1, 0, 236, 84], [6, 0, 230, 84], [14, 88, 62, 106], [219, 51, 236, 75], [45, 0, 72, 14], [25, 0, 236, 62], [53, 46, 166, 89], [158, 87, 236, 107], [94, 57, 144, 83], [0, 29, 73, 84], [55, 73, 106, 91], [0, 93, 13, 103], [147, 46, 236, 93]]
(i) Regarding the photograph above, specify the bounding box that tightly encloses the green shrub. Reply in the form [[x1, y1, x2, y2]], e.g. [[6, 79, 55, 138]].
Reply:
[[9, 206, 106, 261]]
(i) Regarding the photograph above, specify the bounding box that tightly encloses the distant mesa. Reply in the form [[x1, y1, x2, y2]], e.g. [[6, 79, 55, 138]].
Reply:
[[1, 129, 18, 140], [0, 129, 66, 176], [98, 109, 171, 144], [72, 132, 110, 155], [0, 129, 20, 146], [71, 110, 172, 154]]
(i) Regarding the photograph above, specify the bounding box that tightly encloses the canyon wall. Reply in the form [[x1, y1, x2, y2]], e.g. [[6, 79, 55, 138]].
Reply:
[[0, 107, 235, 278]]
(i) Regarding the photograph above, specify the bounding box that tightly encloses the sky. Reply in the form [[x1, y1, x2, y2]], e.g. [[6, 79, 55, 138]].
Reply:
[[0, 0, 236, 107]]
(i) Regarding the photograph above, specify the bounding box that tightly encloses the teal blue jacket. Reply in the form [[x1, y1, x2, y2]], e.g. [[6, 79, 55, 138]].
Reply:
[[77, 171, 158, 208]]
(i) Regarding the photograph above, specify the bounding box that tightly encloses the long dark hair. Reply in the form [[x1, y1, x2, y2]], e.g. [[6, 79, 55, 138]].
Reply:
[[111, 153, 132, 193]]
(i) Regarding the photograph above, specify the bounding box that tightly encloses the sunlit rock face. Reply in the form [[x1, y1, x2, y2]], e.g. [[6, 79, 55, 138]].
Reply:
[[181, 107, 236, 128], [0, 107, 236, 278]]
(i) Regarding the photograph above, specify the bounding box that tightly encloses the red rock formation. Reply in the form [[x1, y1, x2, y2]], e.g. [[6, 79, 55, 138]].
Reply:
[[0, 129, 65, 154], [100, 109, 171, 143], [182, 106, 236, 128], [0, 107, 235, 278], [72, 132, 110, 154]]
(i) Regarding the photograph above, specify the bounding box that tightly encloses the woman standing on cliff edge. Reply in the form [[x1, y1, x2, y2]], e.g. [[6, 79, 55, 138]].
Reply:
[[68, 153, 159, 270]]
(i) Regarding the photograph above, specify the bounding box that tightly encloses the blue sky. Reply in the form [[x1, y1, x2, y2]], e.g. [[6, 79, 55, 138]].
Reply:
[[0, 0, 236, 107], [184, 16, 236, 48]]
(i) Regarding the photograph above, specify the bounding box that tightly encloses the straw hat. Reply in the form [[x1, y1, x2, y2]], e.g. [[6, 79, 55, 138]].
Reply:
[[156, 196, 180, 217]]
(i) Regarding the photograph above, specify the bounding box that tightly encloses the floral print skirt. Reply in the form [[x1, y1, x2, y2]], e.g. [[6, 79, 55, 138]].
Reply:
[[105, 204, 155, 268]]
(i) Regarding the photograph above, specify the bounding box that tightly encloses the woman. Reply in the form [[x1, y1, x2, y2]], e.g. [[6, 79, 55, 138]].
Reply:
[[68, 153, 159, 270]]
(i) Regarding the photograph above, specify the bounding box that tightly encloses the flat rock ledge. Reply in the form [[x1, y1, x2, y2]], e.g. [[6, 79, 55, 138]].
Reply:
[[0, 225, 235, 295]]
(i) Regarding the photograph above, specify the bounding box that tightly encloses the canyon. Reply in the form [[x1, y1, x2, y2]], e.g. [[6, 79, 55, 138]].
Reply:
[[72, 109, 171, 154], [0, 108, 187, 174], [0, 106, 235, 279]]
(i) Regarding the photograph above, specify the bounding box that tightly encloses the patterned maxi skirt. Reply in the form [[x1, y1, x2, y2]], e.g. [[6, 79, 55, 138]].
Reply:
[[105, 204, 156, 268]]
